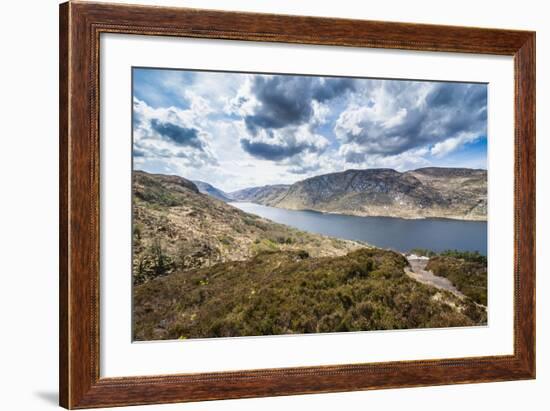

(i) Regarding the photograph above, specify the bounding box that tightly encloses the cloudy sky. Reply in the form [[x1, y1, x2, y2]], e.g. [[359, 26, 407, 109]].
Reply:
[[133, 68, 487, 192]]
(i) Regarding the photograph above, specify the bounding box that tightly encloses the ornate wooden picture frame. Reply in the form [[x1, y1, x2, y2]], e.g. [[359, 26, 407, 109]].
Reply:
[[59, 1, 535, 408]]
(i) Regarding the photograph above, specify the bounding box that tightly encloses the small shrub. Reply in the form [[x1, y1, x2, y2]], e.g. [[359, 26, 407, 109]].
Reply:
[[297, 250, 310, 259], [133, 238, 175, 285], [346, 259, 373, 279]]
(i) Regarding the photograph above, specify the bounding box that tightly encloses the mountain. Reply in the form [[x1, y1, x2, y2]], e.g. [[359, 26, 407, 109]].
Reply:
[[132, 171, 363, 285], [235, 167, 487, 221], [230, 184, 290, 204], [193, 180, 233, 202], [404, 167, 487, 218]]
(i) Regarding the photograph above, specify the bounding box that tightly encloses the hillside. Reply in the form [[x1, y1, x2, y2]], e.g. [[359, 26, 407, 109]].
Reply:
[[230, 184, 290, 205], [406, 168, 487, 219], [426, 251, 488, 306], [193, 180, 233, 202], [234, 167, 487, 221], [132, 171, 364, 285], [134, 248, 487, 340]]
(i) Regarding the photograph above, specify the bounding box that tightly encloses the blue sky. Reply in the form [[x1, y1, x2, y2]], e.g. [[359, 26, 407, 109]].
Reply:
[[133, 68, 487, 192]]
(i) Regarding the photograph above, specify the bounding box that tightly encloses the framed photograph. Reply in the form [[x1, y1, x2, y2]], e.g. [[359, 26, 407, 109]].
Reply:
[[59, 1, 535, 408]]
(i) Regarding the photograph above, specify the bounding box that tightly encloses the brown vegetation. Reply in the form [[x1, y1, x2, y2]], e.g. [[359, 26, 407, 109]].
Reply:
[[134, 248, 486, 340], [426, 251, 488, 306], [132, 170, 364, 285]]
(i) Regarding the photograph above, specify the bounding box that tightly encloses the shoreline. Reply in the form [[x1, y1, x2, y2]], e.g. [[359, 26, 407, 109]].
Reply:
[[228, 200, 487, 223]]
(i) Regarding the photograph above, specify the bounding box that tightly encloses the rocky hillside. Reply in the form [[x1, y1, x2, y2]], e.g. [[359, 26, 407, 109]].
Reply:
[[132, 171, 363, 285], [235, 167, 487, 221], [134, 247, 487, 340], [230, 184, 290, 205], [193, 180, 233, 202]]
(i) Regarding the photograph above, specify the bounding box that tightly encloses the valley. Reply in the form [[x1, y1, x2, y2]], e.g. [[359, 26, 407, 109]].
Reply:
[[132, 170, 487, 340]]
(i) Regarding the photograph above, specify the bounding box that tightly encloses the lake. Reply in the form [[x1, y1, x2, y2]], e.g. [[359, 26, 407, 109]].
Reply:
[[230, 202, 487, 255]]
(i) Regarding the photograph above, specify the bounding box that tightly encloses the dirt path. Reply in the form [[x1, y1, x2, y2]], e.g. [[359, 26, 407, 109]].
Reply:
[[405, 256, 466, 299]]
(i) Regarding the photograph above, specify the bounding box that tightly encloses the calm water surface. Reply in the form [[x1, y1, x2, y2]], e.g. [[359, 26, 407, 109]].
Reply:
[[230, 202, 487, 255]]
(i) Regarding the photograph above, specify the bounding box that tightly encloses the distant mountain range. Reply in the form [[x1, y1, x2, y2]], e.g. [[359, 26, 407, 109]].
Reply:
[[230, 184, 290, 205], [193, 180, 292, 205], [196, 167, 487, 221], [193, 180, 234, 202]]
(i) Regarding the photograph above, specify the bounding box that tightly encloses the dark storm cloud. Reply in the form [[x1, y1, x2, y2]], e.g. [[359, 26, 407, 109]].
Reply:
[[244, 76, 356, 135], [426, 82, 487, 108], [240, 139, 321, 161], [244, 76, 314, 134], [426, 83, 487, 138], [132, 97, 218, 169], [337, 82, 487, 161], [241, 75, 355, 161], [150, 119, 204, 150], [312, 78, 357, 102]]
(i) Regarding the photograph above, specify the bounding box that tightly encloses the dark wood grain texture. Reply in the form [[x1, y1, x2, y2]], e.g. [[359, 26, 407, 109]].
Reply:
[[59, 1, 535, 408], [59, 2, 69, 407]]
